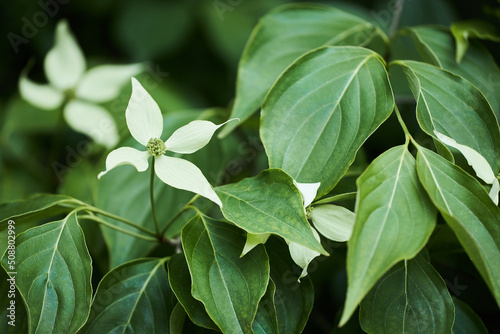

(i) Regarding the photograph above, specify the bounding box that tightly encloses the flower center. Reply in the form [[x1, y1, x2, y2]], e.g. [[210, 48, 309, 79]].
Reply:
[[306, 206, 313, 220], [147, 138, 166, 157]]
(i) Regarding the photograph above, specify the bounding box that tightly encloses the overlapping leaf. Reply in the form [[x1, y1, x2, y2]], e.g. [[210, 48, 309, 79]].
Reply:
[[261, 46, 394, 197], [1, 211, 92, 333], [416, 147, 500, 308], [402, 25, 500, 117], [340, 145, 437, 325], [182, 214, 269, 334], [219, 3, 388, 136], [452, 298, 488, 334], [81, 258, 175, 333], [0, 194, 79, 231], [360, 252, 454, 333], [393, 60, 500, 173], [253, 280, 279, 334], [215, 169, 326, 254]]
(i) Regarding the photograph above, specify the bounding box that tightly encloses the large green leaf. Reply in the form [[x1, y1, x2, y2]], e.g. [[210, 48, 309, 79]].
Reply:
[[393, 60, 500, 173], [452, 298, 488, 334], [167, 253, 219, 331], [261, 46, 394, 197], [182, 214, 269, 334], [266, 238, 314, 334], [219, 3, 388, 137], [340, 145, 437, 326], [97, 112, 224, 268], [402, 25, 500, 117], [416, 146, 500, 308], [253, 280, 279, 334], [1, 211, 92, 333], [215, 169, 327, 254], [81, 258, 176, 333], [359, 252, 454, 333], [0, 194, 80, 231]]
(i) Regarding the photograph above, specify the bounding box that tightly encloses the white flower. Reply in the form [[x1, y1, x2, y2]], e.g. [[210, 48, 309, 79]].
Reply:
[[98, 77, 234, 207], [19, 20, 144, 148], [242, 181, 355, 280], [434, 130, 499, 204]]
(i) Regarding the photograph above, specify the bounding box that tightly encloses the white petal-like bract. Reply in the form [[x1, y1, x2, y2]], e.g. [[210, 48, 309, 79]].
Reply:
[[310, 204, 355, 242], [288, 228, 321, 281], [241, 233, 271, 257], [97, 147, 150, 179], [165, 119, 237, 154], [154, 155, 222, 207], [295, 182, 321, 208], [126, 78, 163, 146], [19, 73, 64, 110], [44, 20, 86, 90], [76, 63, 145, 103], [64, 100, 119, 148]]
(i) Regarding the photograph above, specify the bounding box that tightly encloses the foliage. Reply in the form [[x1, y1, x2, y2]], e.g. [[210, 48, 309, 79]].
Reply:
[[1, 0, 500, 333]]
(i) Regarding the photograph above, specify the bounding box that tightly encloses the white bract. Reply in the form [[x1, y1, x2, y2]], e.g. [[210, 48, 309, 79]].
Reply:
[[434, 130, 499, 204], [19, 20, 144, 148], [98, 77, 234, 207], [242, 180, 355, 281]]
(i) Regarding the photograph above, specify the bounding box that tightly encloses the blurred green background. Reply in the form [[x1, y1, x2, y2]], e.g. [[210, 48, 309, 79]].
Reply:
[[1, 1, 500, 332]]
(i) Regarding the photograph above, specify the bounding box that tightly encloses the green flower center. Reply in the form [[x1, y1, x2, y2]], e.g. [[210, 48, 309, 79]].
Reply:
[[306, 206, 313, 220], [147, 138, 166, 156], [64, 88, 76, 101]]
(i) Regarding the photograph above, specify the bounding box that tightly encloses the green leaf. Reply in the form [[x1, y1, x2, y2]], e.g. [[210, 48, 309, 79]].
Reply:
[[253, 280, 279, 334], [266, 238, 314, 334], [1, 211, 92, 333], [219, 3, 388, 137], [451, 20, 500, 63], [261, 46, 394, 197], [169, 303, 187, 334], [340, 145, 437, 326], [393, 60, 500, 173], [452, 298, 488, 334], [0, 194, 79, 231], [167, 253, 219, 331], [182, 214, 269, 334], [215, 169, 327, 254], [402, 25, 500, 119], [359, 252, 454, 333], [416, 146, 500, 308], [81, 257, 176, 333]]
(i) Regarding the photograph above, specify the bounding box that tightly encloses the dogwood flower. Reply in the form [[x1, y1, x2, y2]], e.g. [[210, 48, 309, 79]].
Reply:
[[19, 20, 143, 148], [242, 181, 355, 280], [98, 77, 233, 207], [434, 130, 499, 204]]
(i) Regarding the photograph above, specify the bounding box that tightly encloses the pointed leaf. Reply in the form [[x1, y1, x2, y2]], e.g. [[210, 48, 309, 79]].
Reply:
[[288, 228, 321, 280], [416, 146, 500, 308], [451, 20, 500, 63], [1, 211, 92, 333], [393, 60, 500, 173], [81, 258, 176, 333], [220, 3, 387, 136], [359, 252, 454, 333], [267, 238, 314, 334], [341, 145, 437, 325], [0, 194, 79, 231], [252, 280, 279, 334], [215, 169, 327, 254], [402, 26, 500, 116], [452, 298, 488, 334], [261, 46, 394, 197], [167, 253, 219, 331], [182, 214, 269, 334]]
